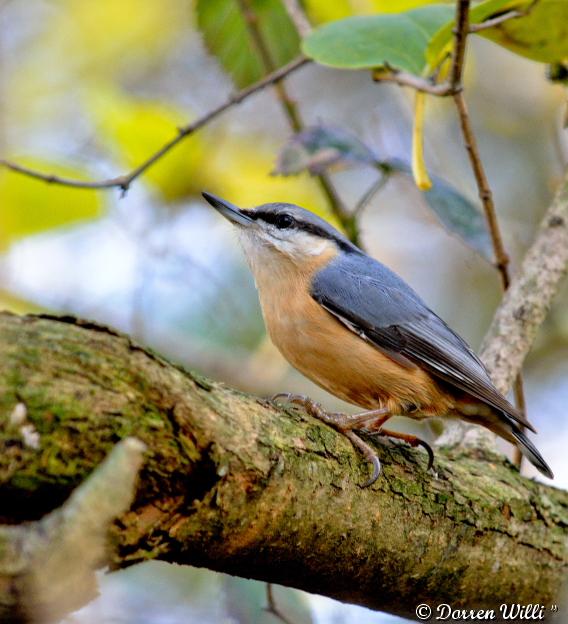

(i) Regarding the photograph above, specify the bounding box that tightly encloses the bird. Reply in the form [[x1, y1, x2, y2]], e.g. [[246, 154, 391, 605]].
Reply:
[[202, 191, 553, 484]]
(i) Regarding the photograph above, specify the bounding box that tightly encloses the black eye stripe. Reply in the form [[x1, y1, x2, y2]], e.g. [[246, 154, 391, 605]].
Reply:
[[252, 210, 294, 228], [246, 209, 360, 254]]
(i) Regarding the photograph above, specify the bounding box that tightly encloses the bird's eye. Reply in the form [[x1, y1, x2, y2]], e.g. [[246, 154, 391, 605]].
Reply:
[[274, 214, 294, 229]]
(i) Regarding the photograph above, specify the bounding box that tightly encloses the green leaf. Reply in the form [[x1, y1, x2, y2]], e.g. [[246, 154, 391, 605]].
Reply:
[[273, 124, 377, 175], [389, 160, 493, 260], [0, 160, 104, 250], [196, 0, 300, 88], [426, 0, 511, 69], [302, 4, 454, 74], [424, 176, 494, 261], [272, 124, 492, 261]]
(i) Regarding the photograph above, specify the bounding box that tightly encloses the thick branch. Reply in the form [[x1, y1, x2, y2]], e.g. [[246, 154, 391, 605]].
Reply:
[[0, 437, 145, 623], [0, 313, 566, 621], [480, 171, 568, 393]]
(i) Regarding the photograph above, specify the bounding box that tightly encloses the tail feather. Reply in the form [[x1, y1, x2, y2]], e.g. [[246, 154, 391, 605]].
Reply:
[[511, 428, 554, 479]]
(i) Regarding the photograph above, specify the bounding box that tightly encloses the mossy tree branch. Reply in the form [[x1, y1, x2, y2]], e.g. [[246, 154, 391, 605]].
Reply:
[[0, 313, 566, 621]]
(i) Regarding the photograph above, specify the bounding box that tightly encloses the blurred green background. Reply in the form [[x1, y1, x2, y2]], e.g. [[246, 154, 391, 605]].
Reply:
[[0, 1, 566, 622]]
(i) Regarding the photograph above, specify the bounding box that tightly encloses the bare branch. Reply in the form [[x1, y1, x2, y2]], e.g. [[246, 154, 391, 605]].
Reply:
[[353, 172, 389, 217], [468, 9, 524, 33], [447, 1, 528, 468], [452, 89, 528, 464], [469, 0, 536, 34], [0, 57, 310, 192], [480, 170, 568, 394], [0, 437, 146, 622], [0, 159, 129, 190], [282, 0, 312, 38], [372, 69, 454, 95], [265, 584, 295, 624], [449, 0, 471, 89], [452, 92, 510, 279]]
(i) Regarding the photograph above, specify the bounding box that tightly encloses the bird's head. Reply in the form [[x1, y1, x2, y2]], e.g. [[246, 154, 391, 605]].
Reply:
[[202, 192, 358, 274]]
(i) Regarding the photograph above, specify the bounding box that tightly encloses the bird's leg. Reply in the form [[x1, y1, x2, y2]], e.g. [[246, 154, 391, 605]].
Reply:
[[271, 393, 390, 486], [271, 393, 390, 430], [367, 427, 435, 471]]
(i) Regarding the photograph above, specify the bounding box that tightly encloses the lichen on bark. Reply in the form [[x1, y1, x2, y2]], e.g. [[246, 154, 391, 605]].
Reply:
[[0, 312, 566, 621]]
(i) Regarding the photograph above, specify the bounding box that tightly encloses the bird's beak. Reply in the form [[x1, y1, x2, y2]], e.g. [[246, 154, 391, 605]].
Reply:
[[202, 192, 254, 227]]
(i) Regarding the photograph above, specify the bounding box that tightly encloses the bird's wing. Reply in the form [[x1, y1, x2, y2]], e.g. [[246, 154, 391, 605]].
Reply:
[[310, 254, 534, 431]]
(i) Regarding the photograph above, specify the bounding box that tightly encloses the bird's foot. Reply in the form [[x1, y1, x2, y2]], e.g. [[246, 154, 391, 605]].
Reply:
[[271, 393, 391, 487], [271, 393, 390, 429], [367, 427, 435, 472]]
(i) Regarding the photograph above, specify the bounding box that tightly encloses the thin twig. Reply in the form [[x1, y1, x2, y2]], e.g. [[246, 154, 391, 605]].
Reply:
[[511, 379, 527, 468], [236, 0, 357, 243], [353, 171, 390, 217], [0, 159, 128, 190], [453, 93, 510, 280], [468, 9, 524, 33], [372, 69, 454, 95], [449, 1, 528, 470], [470, 0, 537, 33], [373, 3, 525, 94], [282, 0, 312, 38], [0, 57, 310, 192], [375, 0, 531, 470], [449, 0, 471, 89], [265, 583, 294, 624], [480, 169, 568, 391]]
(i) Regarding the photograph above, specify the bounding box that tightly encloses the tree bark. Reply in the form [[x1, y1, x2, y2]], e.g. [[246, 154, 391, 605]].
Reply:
[[0, 313, 566, 621], [481, 172, 568, 394]]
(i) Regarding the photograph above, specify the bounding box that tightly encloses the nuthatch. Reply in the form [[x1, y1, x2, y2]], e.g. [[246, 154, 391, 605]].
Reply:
[[202, 192, 553, 484]]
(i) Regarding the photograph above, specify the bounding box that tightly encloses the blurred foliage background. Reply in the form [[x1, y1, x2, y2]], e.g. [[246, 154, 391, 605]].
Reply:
[[0, 0, 566, 622]]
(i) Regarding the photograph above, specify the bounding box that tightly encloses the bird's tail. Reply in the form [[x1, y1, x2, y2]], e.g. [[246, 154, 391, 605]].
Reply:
[[511, 427, 553, 479]]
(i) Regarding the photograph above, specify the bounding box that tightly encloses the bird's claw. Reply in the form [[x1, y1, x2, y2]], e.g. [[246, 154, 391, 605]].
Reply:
[[271, 392, 309, 407], [416, 438, 435, 472], [344, 430, 382, 487], [270, 394, 382, 487]]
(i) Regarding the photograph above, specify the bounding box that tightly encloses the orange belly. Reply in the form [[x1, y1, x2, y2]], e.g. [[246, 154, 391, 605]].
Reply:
[[259, 281, 454, 417]]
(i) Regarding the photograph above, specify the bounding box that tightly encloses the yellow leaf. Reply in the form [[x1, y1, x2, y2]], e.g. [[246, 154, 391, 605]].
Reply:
[[304, 0, 354, 23], [481, 0, 568, 64], [411, 92, 432, 191], [369, 0, 450, 13], [89, 88, 206, 201], [304, 0, 448, 22], [8, 0, 190, 124], [0, 160, 104, 250], [41, 0, 188, 78], [0, 290, 43, 315], [200, 131, 341, 229]]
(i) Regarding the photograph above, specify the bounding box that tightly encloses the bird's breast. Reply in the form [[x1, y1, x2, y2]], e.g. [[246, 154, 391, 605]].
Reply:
[[257, 271, 452, 415]]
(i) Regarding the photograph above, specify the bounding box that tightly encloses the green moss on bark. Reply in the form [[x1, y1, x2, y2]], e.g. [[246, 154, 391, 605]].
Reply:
[[0, 312, 566, 620]]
